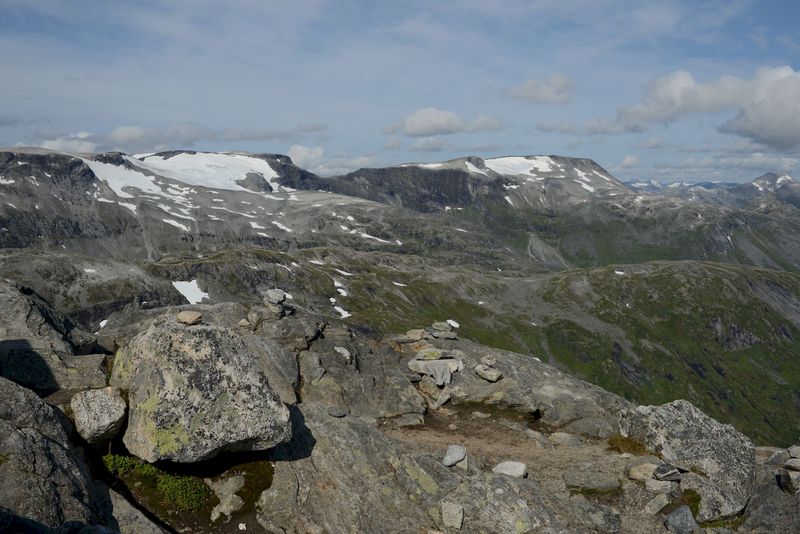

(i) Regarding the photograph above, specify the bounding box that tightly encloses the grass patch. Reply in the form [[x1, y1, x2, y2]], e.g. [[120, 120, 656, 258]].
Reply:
[[102, 454, 212, 512], [606, 434, 651, 456]]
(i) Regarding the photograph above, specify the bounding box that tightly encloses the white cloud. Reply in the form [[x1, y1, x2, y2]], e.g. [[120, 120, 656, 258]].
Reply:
[[40, 131, 97, 153], [288, 144, 325, 169], [620, 155, 639, 168], [410, 137, 447, 152], [387, 107, 502, 137], [558, 66, 800, 149], [35, 122, 327, 154], [287, 144, 378, 176], [506, 73, 572, 103]]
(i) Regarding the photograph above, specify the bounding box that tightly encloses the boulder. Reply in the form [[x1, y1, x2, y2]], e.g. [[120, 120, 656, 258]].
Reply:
[[431, 321, 452, 332], [104, 487, 166, 533], [619, 400, 754, 516], [441, 501, 464, 529], [741, 476, 800, 532], [789, 445, 800, 459], [644, 493, 670, 515], [110, 314, 292, 462], [408, 358, 461, 386], [176, 310, 202, 325], [406, 329, 426, 341], [442, 444, 467, 467], [264, 289, 287, 305], [784, 458, 800, 471], [70, 387, 127, 443], [664, 505, 699, 534], [680, 473, 743, 522], [0, 377, 102, 527], [492, 461, 527, 478]]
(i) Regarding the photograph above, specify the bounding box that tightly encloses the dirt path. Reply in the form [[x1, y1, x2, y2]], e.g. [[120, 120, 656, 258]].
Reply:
[[384, 405, 669, 533]]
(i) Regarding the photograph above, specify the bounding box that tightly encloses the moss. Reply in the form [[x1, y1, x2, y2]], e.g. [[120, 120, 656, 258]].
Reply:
[[102, 454, 212, 512], [606, 434, 651, 456]]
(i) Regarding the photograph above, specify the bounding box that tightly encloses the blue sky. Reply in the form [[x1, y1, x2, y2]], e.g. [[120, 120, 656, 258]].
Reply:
[[1, 0, 799, 181]]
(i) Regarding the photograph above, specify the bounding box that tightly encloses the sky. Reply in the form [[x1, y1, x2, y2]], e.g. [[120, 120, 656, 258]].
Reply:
[[1, 0, 799, 182]]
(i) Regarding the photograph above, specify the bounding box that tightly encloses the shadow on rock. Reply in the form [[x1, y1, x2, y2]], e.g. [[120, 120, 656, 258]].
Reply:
[[267, 405, 316, 462], [0, 339, 59, 395]]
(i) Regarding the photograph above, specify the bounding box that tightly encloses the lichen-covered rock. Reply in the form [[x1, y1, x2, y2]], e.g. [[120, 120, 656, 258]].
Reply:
[[0, 377, 102, 527], [70, 387, 127, 443], [619, 400, 755, 520], [110, 314, 292, 463]]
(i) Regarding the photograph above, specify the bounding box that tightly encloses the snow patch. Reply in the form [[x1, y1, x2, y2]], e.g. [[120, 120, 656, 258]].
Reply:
[[272, 221, 292, 232], [392, 282, 407, 287], [446, 319, 459, 329], [163, 219, 190, 231], [172, 280, 209, 304]]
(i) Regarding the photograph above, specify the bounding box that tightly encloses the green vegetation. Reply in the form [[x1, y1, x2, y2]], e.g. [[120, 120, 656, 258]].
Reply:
[[606, 434, 651, 456], [102, 453, 212, 512]]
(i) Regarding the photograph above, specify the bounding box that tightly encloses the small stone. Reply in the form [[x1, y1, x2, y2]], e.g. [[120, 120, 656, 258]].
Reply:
[[406, 329, 426, 341], [492, 461, 527, 478], [646, 479, 676, 493], [788, 445, 800, 459], [441, 502, 464, 529], [664, 505, 699, 534], [448, 424, 458, 431], [644, 493, 671, 515], [327, 406, 349, 418], [70, 387, 127, 443], [784, 458, 800, 471], [471, 411, 491, 419], [238, 524, 247, 531], [415, 348, 446, 360], [431, 321, 452, 332], [654, 464, 682, 481], [474, 364, 503, 382], [238, 318, 250, 327], [176, 310, 202, 325], [442, 445, 467, 467], [627, 462, 659, 482], [265, 288, 287, 305], [432, 330, 458, 340], [480, 355, 497, 367], [455, 457, 468, 471], [333, 346, 351, 362]]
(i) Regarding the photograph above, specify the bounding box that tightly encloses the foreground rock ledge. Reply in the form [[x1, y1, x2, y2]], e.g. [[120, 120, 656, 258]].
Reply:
[[110, 314, 292, 462]]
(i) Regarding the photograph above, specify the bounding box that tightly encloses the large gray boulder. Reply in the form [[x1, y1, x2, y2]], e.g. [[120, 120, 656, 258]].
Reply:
[[70, 387, 127, 443], [0, 280, 106, 394], [619, 399, 755, 519], [257, 404, 620, 533], [110, 314, 292, 463], [0, 376, 102, 527]]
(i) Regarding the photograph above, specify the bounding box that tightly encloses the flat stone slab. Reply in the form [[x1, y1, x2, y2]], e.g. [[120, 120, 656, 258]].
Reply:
[[492, 461, 527, 478]]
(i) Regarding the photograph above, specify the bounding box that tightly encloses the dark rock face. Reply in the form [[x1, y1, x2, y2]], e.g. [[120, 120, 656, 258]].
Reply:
[[110, 313, 293, 462], [0, 280, 106, 394], [740, 476, 800, 532], [0, 377, 102, 528], [236, 171, 273, 192]]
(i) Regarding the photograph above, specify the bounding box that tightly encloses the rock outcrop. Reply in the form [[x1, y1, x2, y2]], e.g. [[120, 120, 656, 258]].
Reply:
[[0, 377, 102, 527], [110, 313, 292, 462], [620, 399, 756, 520]]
